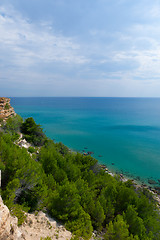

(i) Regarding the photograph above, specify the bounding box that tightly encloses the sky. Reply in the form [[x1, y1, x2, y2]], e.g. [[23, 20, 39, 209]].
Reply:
[[1, 0, 160, 97]]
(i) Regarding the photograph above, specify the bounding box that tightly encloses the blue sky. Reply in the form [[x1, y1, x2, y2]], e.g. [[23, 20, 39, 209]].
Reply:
[[1, 0, 160, 97]]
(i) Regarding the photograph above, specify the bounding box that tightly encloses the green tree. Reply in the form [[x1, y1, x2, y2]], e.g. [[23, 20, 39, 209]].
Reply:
[[105, 215, 139, 240], [92, 200, 105, 230], [49, 181, 81, 221], [2, 115, 23, 140], [66, 208, 93, 239], [123, 205, 147, 239], [21, 117, 46, 146]]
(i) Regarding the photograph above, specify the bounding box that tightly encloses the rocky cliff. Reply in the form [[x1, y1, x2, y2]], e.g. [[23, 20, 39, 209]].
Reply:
[[0, 196, 72, 240], [0, 196, 21, 240], [0, 97, 16, 122]]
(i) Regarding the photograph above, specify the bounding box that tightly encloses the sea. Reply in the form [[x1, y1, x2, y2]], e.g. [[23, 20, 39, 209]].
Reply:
[[10, 97, 160, 185]]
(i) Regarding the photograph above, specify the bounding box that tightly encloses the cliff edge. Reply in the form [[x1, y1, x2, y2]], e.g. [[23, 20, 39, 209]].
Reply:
[[0, 97, 16, 122]]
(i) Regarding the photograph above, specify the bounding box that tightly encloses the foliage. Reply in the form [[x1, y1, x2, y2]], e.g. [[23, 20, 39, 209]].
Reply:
[[28, 146, 35, 153], [55, 142, 70, 156], [104, 215, 140, 240], [4, 103, 10, 110], [1, 117, 160, 239], [21, 117, 46, 146], [10, 204, 27, 226], [2, 114, 23, 140], [40, 237, 52, 240]]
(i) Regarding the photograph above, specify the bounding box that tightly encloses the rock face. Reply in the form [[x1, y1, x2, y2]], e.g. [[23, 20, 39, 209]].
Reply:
[[19, 211, 72, 240], [0, 196, 21, 240], [0, 97, 16, 122], [0, 196, 72, 240]]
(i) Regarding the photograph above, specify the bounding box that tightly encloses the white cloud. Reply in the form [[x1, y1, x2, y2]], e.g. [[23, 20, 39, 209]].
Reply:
[[150, 5, 160, 18], [88, 20, 160, 83], [111, 21, 160, 80], [0, 4, 88, 69], [1, 1, 160, 96]]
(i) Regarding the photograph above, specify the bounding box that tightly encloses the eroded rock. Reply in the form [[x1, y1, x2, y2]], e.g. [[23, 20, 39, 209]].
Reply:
[[0, 97, 16, 123], [0, 196, 21, 240]]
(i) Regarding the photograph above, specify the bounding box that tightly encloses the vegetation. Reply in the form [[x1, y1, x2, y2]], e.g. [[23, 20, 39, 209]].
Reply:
[[0, 118, 3, 123], [40, 237, 52, 240], [2, 115, 23, 140], [4, 103, 10, 110], [28, 146, 36, 153], [21, 117, 46, 146], [0, 115, 160, 239]]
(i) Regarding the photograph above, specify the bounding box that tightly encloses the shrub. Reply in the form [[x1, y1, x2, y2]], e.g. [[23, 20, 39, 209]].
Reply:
[[4, 103, 10, 110], [21, 117, 46, 146], [28, 146, 35, 153], [10, 204, 27, 226], [2, 115, 23, 140]]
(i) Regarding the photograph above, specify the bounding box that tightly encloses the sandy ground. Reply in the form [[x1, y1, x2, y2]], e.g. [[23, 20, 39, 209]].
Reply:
[[19, 211, 72, 240]]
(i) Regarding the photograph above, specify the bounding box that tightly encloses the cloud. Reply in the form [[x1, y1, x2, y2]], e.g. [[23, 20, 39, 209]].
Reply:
[[87, 18, 160, 83], [139, 1, 160, 19], [1, 1, 160, 97], [112, 22, 160, 80], [0, 4, 88, 69]]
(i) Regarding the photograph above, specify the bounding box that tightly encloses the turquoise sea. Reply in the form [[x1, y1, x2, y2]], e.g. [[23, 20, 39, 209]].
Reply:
[[10, 97, 160, 185]]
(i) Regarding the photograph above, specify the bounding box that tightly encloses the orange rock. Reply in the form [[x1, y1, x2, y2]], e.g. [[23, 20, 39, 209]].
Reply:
[[0, 97, 16, 122]]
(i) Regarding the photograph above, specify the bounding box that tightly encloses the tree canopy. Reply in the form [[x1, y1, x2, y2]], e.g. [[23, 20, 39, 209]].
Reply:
[[0, 116, 160, 239]]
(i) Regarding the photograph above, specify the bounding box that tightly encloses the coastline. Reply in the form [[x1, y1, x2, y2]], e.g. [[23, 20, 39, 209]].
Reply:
[[10, 97, 160, 184], [78, 145, 160, 193], [1, 100, 160, 239], [67, 142, 160, 207], [8, 97, 160, 206], [53, 139, 160, 207], [99, 163, 160, 207]]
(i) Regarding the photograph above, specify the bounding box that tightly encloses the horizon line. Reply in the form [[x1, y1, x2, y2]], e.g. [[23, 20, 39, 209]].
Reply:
[[6, 96, 160, 98]]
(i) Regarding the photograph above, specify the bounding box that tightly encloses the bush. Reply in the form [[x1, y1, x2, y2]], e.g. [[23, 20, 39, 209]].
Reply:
[[10, 204, 27, 226], [4, 103, 10, 110], [28, 146, 35, 153], [21, 117, 46, 146], [2, 115, 23, 140], [40, 237, 52, 240]]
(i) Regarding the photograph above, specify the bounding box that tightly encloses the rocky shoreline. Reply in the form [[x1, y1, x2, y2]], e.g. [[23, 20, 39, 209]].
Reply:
[[75, 144, 160, 207], [80, 144, 160, 198], [99, 163, 160, 207]]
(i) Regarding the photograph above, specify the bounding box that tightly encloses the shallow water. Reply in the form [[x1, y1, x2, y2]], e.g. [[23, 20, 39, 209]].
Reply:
[[10, 97, 160, 184]]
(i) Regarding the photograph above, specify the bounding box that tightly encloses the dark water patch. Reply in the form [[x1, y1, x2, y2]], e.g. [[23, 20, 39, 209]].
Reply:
[[148, 179, 157, 185]]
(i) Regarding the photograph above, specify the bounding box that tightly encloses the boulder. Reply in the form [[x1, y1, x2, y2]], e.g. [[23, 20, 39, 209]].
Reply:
[[0, 196, 22, 240]]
